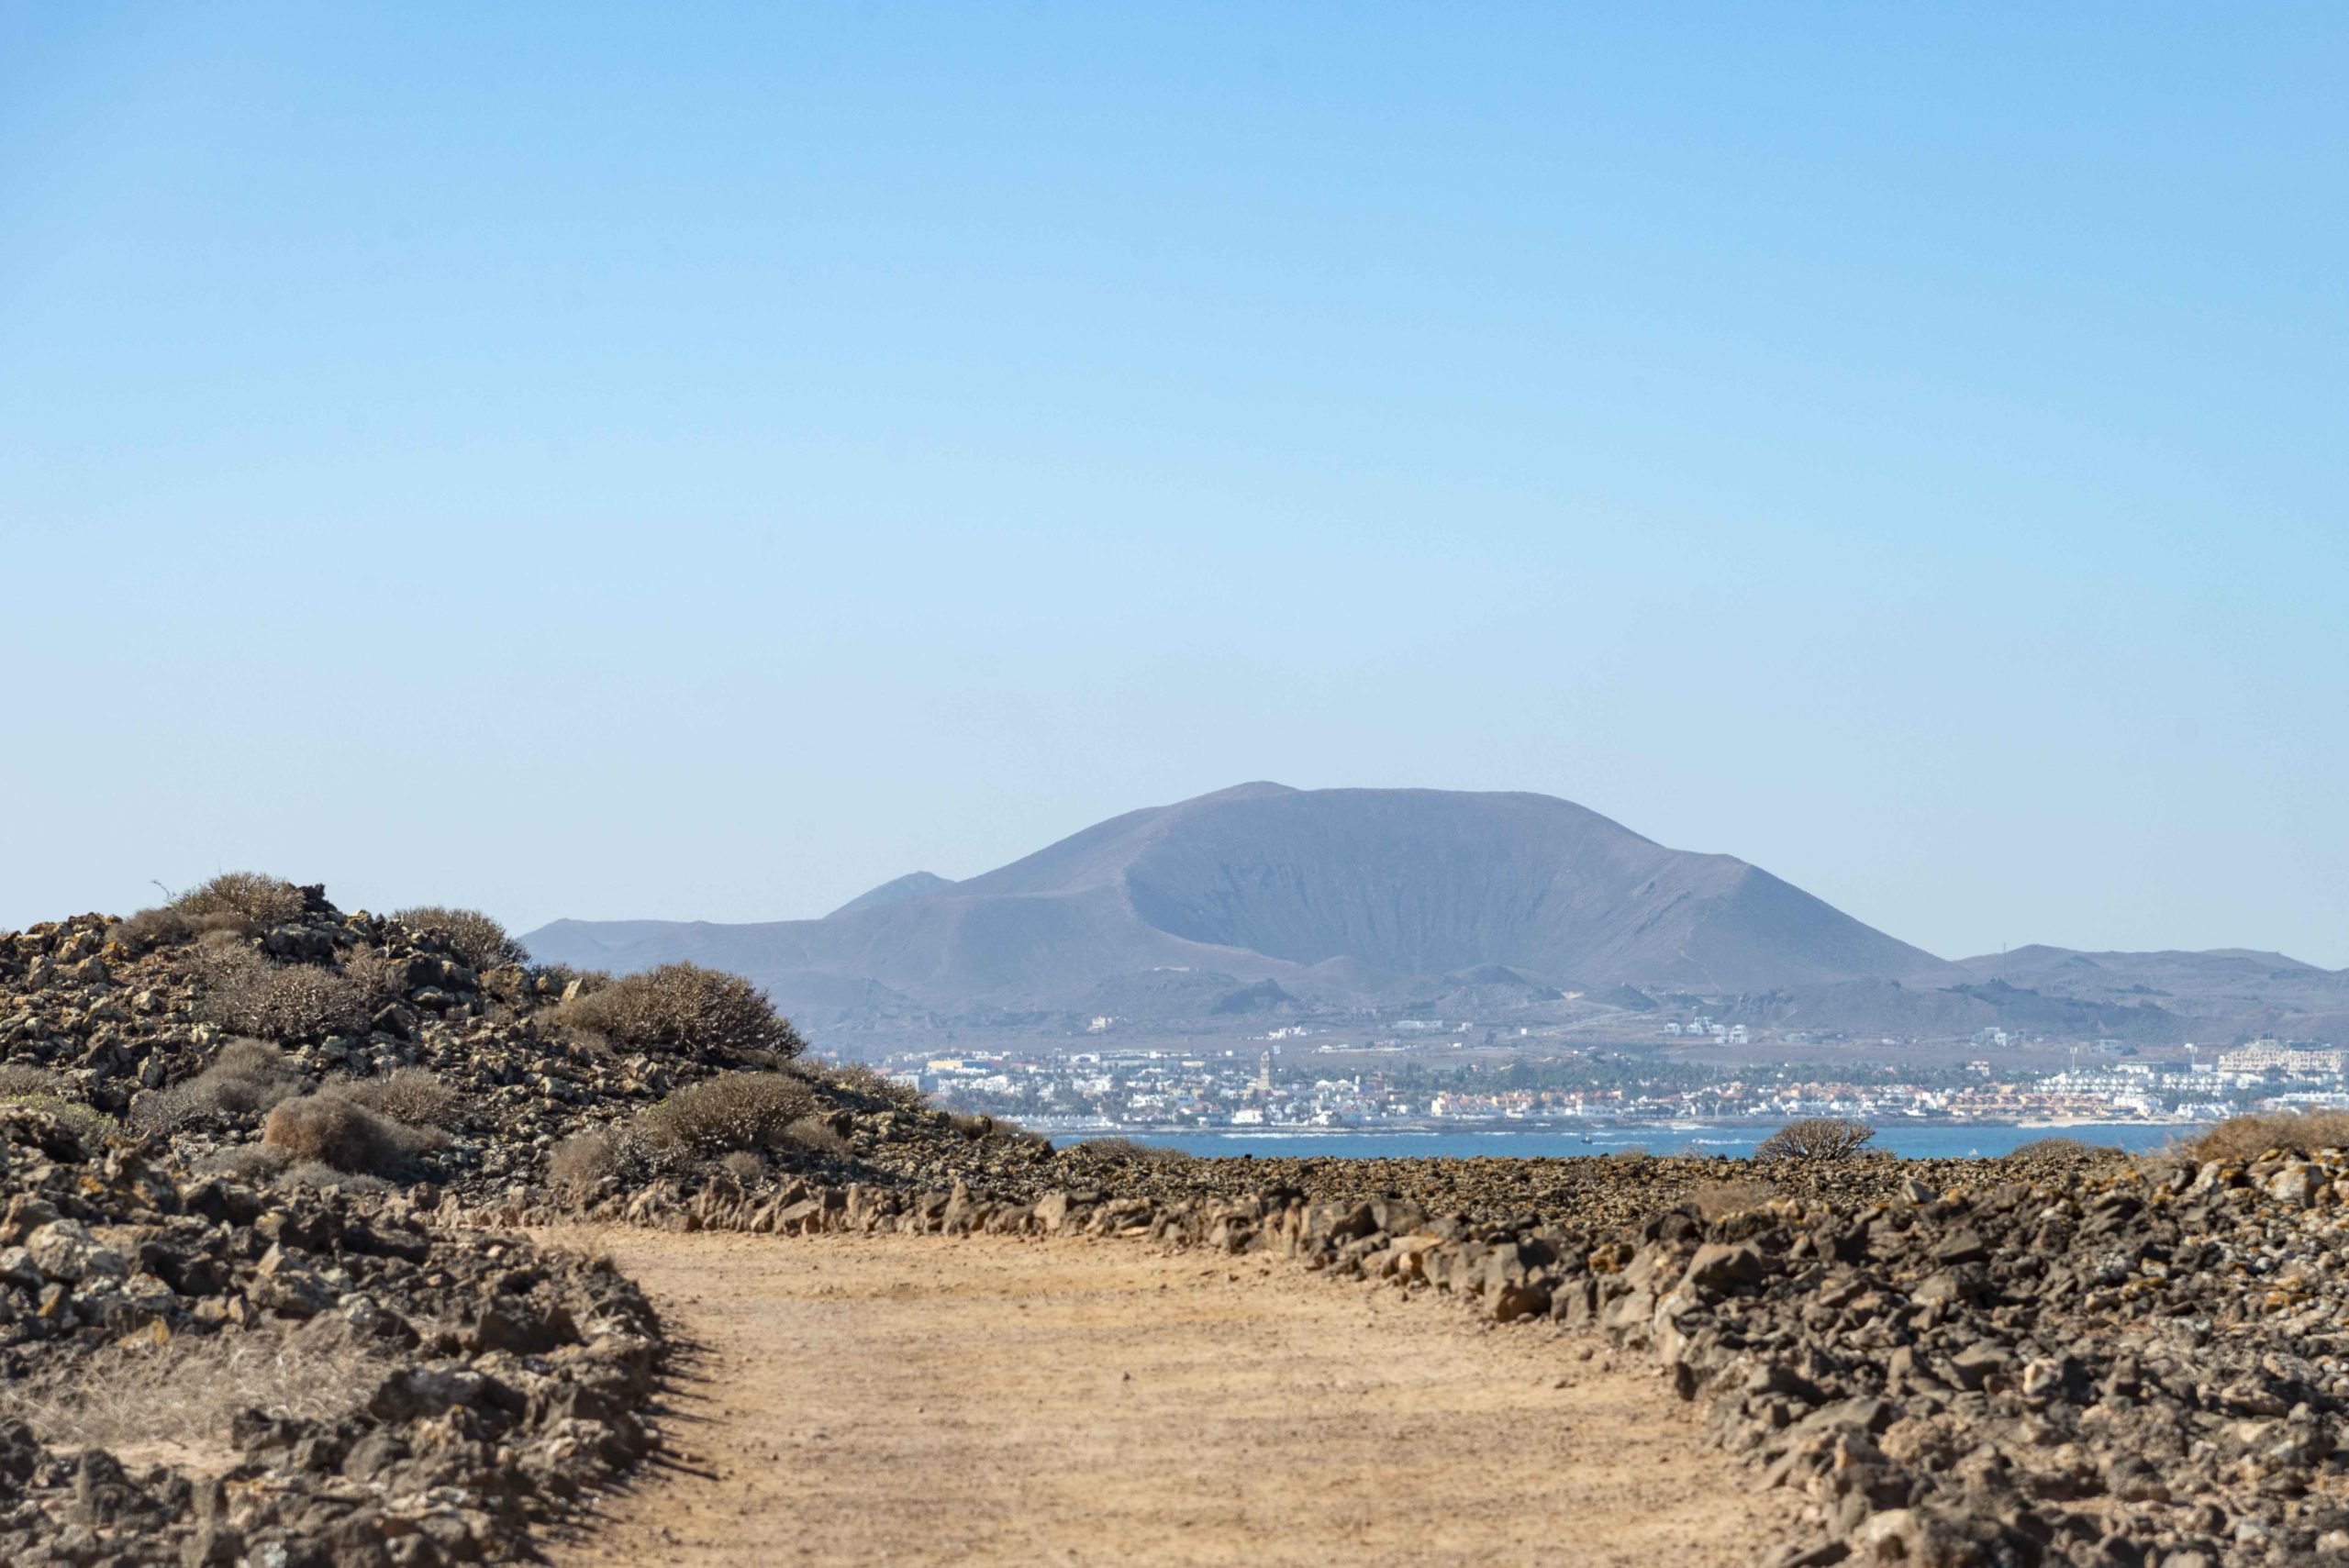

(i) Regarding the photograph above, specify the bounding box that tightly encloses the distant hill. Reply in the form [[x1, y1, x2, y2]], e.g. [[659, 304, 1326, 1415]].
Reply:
[[828, 872, 957, 919], [1951, 945, 2349, 1044], [525, 783, 1954, 1024]]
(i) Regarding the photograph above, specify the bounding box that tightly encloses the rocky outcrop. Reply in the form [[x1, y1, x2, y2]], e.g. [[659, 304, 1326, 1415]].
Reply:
[[0, 1105, 661, 1567]]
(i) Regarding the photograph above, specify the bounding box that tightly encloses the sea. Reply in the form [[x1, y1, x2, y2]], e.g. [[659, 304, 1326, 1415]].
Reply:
[[1072, 1123, 2188, 1162]]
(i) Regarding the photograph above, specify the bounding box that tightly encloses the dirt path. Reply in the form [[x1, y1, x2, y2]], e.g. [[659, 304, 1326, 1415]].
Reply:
[[537, 1229, 1789, 1568]]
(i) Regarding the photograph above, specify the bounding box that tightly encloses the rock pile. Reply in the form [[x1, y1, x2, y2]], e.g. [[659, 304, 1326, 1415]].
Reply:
[[0, 1102, 661, 1567]]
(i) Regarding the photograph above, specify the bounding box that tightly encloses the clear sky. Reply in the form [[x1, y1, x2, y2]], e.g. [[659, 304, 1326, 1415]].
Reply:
[[2, 5, 2343, 965]]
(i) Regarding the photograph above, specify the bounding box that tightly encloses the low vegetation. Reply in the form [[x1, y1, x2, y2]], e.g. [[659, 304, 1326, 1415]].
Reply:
[[558, 962, 805, 1062], [2189, 1108, 2349, 1164], [391, 905, 529, 971], [134, 1039, 307, 1129], [195, 947, 369, 1042], [0, 1323, 389, 1455], [635, 1071, 817, 1158], [260, 1093, 439, 1176], [1753, 1117, 1877, 1161], [167, 871, 307, 931], [325, 1066, 459, 1129]]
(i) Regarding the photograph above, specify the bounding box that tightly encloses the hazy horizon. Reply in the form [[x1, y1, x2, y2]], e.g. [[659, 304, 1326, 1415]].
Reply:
[[4, 6, 2343, 965]]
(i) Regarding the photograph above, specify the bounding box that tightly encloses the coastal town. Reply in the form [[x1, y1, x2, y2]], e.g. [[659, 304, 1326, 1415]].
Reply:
[[887, 1031, 2348, 1136]]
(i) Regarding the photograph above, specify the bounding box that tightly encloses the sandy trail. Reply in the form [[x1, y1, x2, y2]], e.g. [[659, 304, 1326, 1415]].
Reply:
[[537, 1229, 1788, 1568]]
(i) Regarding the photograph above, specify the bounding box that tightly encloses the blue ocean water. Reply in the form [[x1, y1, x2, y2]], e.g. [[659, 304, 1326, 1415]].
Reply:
[[1074, 1122, 2188, 1162]]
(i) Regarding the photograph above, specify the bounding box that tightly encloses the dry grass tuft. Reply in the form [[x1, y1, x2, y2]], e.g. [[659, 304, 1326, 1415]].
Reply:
[[136, 1039, 306, 1129], [558, 962, 804, 1061], [327, 1067, 458, 1129], [169, 872, 306, 930], [391, 906, 529, 971], [0, 1063, 63, 1099], [782, 1115, 851, 1160], [261, 1094, 437, 1175], [2189, 1110, 2349, 1164], [1754, 1118, 1877, 1162], [546, 1128, 622, 1189], [0, 1324, 388, 1455], [716, 1149, 766, 1184]]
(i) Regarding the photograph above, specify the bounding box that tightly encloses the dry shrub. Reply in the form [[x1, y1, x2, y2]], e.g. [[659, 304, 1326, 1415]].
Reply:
[[1688, 1180, 1782, 1220], [340, 946, 409, 1012], [195, 1144, 292, 1184], [392, 906, 529, 971], [0, 1063, 62, 1099], [197, 949, 368, 1042], [261, 1094, 436, 1175], [327, 1067, 458, 1128], [547, 1128, 621, 1189], [170, 872, 306, 930], [716, 1150, 766, 1184], [2190, 1110, 2349, 1164], [805, 1059, 927, 1112], [0, 1322, 389, 1454], [0, 1092, 115, 1141], [558, 963, 803, 1062], [1754, 1118, 1877, 1162], [1604, 1146, 1652, 1164], [635, 1072, 816, 1158], [135, 1040, 306, 1129], [107, 906, 195, 949], [782, 1116, 851, 1160]]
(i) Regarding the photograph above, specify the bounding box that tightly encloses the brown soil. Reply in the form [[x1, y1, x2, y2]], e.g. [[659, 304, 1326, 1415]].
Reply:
[[537, 1229, 1792, 1568]]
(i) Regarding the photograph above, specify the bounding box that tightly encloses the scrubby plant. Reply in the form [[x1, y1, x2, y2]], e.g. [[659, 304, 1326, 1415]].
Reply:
[[169, 872, 306, 930], [196, 949, 369, 1042], [260, 1094, 437, 1175], [1754, 1117, 1877, 1162], [392, 906, 529, 971], [134, 1039, 307, 1129], [782, 1115, 851, 1160], [106, 906, 196, 950], [633, 1072, 818, 1158], [340, 945, 410, 1012], [716, 1149, 767, 1184], [546, 1127, 622, 1189], [803, 1059, 927, 1113], [278, 1162, 396, 1195], [326, 1067, 458, 1128], [557, 962, 803, 1062], [0, 1063, 62, 1099], [2189, 1110, 2349, 1164]]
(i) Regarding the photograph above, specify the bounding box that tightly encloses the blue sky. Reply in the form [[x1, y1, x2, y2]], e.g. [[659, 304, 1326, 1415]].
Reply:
[[2, 5, 2343, 964]]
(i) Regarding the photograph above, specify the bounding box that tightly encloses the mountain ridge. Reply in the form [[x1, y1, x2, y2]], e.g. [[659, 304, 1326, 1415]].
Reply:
[[524, 783, 1954, 1023]]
